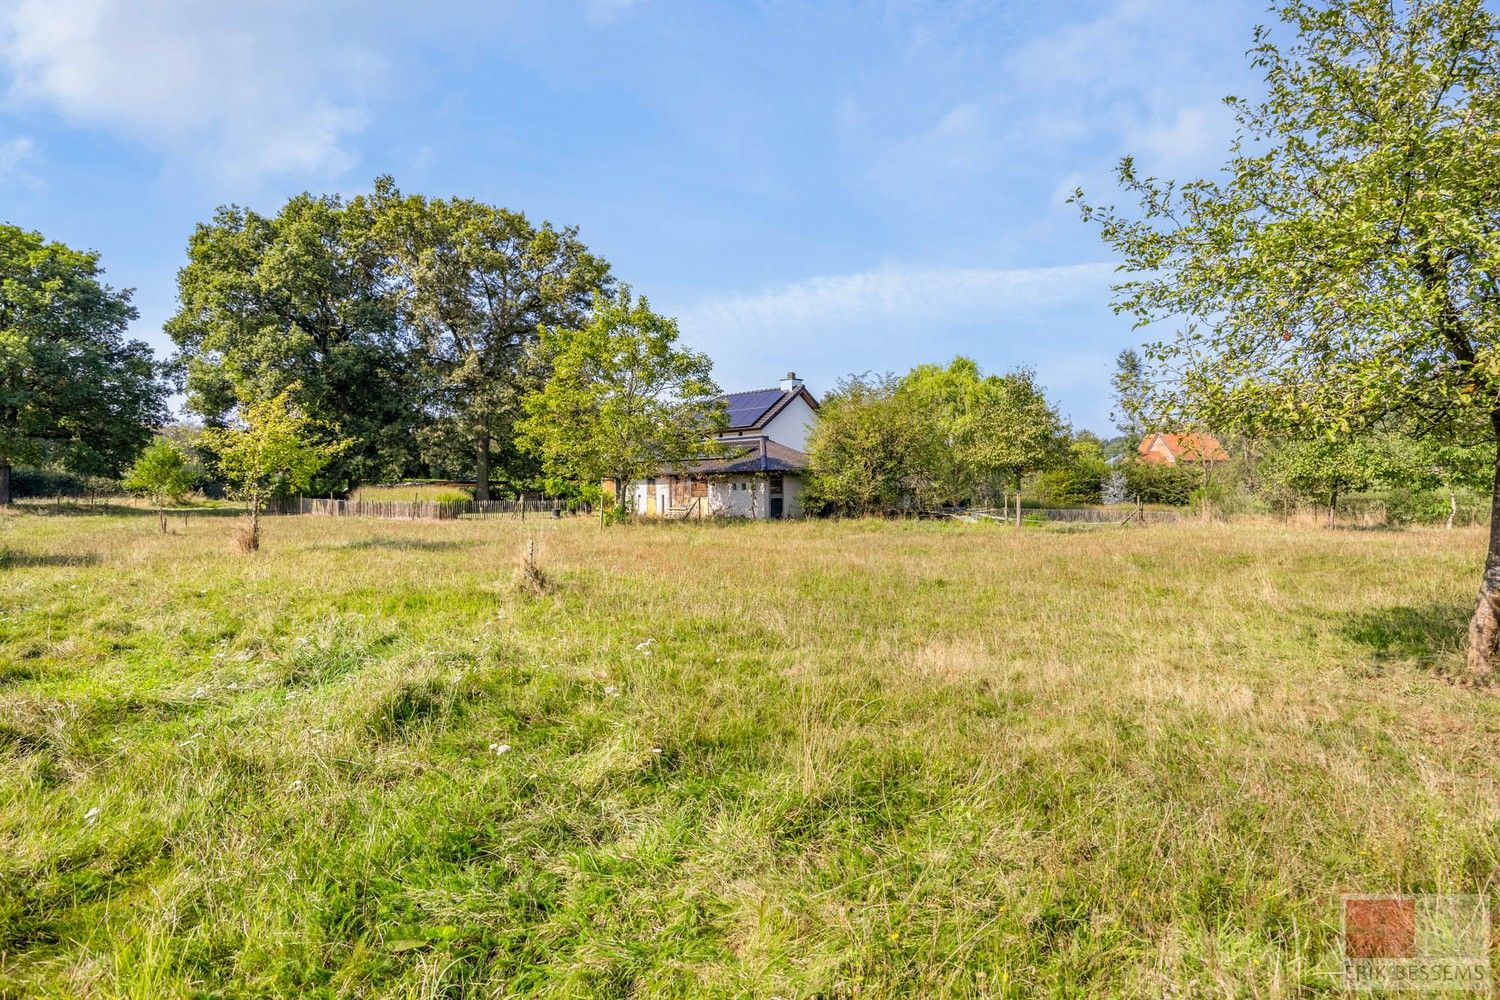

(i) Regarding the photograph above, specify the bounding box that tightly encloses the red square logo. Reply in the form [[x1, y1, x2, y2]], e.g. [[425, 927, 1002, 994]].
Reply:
[[1345, 897, 1417, 959]]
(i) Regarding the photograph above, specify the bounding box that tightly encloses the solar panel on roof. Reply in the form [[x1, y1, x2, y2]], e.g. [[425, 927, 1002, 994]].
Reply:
[[721, 389, 784, 429]]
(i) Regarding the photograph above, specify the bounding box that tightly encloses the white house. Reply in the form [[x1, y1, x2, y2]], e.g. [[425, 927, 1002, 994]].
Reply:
[[608, 372, 819, 519]]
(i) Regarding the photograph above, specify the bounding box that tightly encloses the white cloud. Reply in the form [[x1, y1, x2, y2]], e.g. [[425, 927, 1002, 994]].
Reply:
[[681, 262, 1116, 338], [582, 0, 644, 25], [1125, 103, 1235, 175], [1003, 0, 1251, 173], [672, 261, 1126, 428], [0, 134, 38, 186], [0, 0, 378, 182]]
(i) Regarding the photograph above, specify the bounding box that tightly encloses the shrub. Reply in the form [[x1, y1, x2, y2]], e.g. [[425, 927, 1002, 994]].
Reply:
[[9, 467, 120, 499], [1121, 461, 1198, 506]]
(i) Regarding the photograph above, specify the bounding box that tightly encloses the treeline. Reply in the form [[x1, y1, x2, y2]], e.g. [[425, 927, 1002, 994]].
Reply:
[[2, 178, 724, 509], [167, 176, 611, 500], [1115, 432, 1493, 526], [802, 358, 1067, 521], [800, 356, 1492, 527]]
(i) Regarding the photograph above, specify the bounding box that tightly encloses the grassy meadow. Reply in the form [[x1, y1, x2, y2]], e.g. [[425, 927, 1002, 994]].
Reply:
[[1, 508, 1498, 997]]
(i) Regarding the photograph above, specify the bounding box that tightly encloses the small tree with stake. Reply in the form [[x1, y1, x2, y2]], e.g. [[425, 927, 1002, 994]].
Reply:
[[123, 437, 196, 533], [1076, 0, 1500, 678], [201, 386, 348, 552]]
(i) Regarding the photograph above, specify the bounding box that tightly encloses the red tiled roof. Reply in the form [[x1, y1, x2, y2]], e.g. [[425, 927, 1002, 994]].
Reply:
[[1138, 432, 1229, 464]]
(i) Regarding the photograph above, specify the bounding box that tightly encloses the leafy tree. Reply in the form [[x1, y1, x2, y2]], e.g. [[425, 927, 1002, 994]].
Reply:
[[517, 290, 722, 517], [123, 437, 197, 533], [896, 358, 1070, 518], [1110, 349, 1149, 439], [1263, 436, 1385, 527], [370, 177, 612, 500], [167, 192, 418, 493], [804, 373, 927, 517], [1121, 459, 1199, 506], [1383, 432, 1492, 527], [1076, 0, 1500, 676], [200, 386, 348, 551], [1036, 436, 1109, 506], [959, 368, 1068, 527], [0, 225, 167, 504], [896, 358, 989, 508]]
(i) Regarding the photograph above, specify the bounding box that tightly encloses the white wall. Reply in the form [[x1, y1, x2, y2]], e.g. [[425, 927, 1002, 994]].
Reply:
[[782, 474, 804, 518], [709, 478, 768, 518], [758, 394, 817, 453]]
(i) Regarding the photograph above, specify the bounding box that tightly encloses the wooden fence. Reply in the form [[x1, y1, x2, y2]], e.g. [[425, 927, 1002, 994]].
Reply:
[[463, 499, 566, 518], [272, 497, 566, 521], [938, 506, 1182, 524], [1025, 506, 1181, 524]]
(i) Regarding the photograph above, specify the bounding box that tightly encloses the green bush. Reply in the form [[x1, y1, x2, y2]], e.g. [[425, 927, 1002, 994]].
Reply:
[[1122, 461, 1198, 506], [1187, 478, 1260, 518], [1035, 465, 1105, 506], [10, 467, 120, 499]]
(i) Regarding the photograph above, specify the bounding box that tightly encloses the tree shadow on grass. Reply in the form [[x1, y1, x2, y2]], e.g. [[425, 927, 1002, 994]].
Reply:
[[1341, 603, 1469, 671], [0, 551, 101, 569], [14, 501, 244, 519]]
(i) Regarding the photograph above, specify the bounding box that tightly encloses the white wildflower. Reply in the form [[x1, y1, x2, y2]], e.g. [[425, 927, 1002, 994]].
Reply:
[[289, 779, 303, 790], [489, 743, 511, 755], [634, 638, 655, 652], [651, 747, 663, 755], [603, 684, 620, 697], [83, 806, 101, 823]]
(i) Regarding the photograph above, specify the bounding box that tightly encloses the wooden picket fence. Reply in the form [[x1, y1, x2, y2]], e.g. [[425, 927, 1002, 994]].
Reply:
[[291, 497, 464, 520], [270, 497, 566, 521]]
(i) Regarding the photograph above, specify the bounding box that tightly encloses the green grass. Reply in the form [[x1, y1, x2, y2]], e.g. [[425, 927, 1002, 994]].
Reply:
[[350, 484, 475, 503], [1, 510, 1497, 997]]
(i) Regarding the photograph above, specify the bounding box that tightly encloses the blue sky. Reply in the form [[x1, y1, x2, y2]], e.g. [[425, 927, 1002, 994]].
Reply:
[[0, 0, 1266, 433]]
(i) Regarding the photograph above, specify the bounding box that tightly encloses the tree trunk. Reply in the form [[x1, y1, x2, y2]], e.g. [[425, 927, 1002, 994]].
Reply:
[[1448, 490, 1458, 530], [158, 505, 167, 534], [0, 462, 10, 506], [474, 436, 491, 502], [1465, 435, 1500, 680], [1327, 489, 1337, 529], [249, 503, 260, 551], [1014, 472, 1023, 529]]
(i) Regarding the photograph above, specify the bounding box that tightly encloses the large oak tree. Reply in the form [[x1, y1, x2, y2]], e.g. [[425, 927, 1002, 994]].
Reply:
[[166, 193, 418, 492], [0, 225, 166, 504], [1077, 0, 1500, 676], [368, 178, 612, 500]]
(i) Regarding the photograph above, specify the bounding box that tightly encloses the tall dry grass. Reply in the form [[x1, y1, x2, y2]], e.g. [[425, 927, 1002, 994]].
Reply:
[[0, 508, 1495, 996]]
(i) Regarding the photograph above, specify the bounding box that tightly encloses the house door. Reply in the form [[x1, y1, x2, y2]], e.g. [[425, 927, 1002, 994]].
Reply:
[[769, 475, 784, 519]]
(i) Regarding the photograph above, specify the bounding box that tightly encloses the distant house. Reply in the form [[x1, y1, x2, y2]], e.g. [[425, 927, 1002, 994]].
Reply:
[[1137, 432, 1230, 465], [606, 373, 819, 519]]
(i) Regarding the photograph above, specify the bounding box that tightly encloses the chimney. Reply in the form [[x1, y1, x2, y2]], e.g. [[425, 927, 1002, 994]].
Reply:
[[779, 371, 802, 393]]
